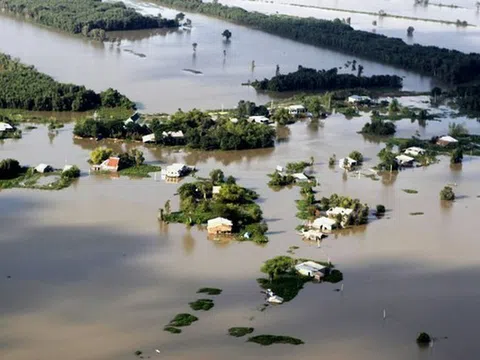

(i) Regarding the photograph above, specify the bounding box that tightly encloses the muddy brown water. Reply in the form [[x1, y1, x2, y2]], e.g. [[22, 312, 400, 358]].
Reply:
[[1, 97, 480, 359]]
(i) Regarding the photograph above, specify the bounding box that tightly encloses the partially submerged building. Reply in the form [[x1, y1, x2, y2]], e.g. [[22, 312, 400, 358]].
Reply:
[[142, 134, 156, 143], [35, 163, 53, 173], [163, 163, 193, 178], [295, 261, 327, 280], [287, 105, 306, 115], [339, 157, 358, 170], [437, 135, 458, 146], [0, 122, 14, 133], [248, 115, 270, 124], [326, 207, 353, 218], [207, 217, 233, 235], [311, 217, 337, 232], [92, 157, 120, 172], [404, 147, 425, 157], [395, 154, 415, 167], [347, 95, 371, 104]]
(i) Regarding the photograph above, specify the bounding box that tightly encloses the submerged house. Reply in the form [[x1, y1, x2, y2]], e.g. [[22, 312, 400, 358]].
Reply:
[[287, 105, 306, 115], [142, 134, 156, 143], [295, 261, 327, 280], [311, 217, 337, 232], [124, 112, 140, 126], [347, 95, 371, 104], [404, 146, 425, 157], [437, 135, 458, 146], [0, 122, 14, 133], [326, 207, 353, 218], [162, 130, 184, 139], [164, 163, 191, 178], [35, 163, 53, 173], [339, 157, 358, 170], [395, 154, 415, 167], [92, 157, 120, 172], [207, 217, 233, 235]]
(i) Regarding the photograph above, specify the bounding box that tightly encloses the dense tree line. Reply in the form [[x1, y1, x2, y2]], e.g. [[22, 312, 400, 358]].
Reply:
[[74, 109, 276, 150], [154, 0, 480, 84], [0, 53, 134, 111], [252, 66, 402, 92], [453, 85, 480, 114], [0, 0, 178, 40], [150, 109, 275, 150]]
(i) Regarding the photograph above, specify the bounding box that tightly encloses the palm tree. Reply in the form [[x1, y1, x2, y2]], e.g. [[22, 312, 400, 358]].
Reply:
[[222, 29, 232, 41]]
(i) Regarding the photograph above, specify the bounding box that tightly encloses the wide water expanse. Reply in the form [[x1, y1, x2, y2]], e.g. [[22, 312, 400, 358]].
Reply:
[[0, 0, 439, 113], [2, 99, 480, 360]]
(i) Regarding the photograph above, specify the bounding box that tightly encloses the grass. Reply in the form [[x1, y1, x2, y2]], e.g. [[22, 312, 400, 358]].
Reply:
[[410, 212, 424, 216], [118, 164, 161, 178], [167, 313, 198, 327], [163, 326, 182, 334], [228, 327, 254, 337], [189, 299, 214, 311], [247, 335, 304, 346], [197, 287, 222, 295], [403, 189, 419, 194]]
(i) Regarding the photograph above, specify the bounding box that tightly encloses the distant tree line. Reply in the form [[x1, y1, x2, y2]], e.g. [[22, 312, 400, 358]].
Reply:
[[0, 0, 179, 40], [0, 53, 134, 111], [153, 0, 480, 84], [252, 66, 402, 92]]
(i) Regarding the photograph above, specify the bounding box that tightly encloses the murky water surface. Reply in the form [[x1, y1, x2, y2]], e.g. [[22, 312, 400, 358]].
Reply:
[[2, 97, 480, 359]]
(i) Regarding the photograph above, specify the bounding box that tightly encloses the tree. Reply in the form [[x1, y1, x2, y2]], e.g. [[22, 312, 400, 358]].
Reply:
[[416, 332, 431, 346], [407, 26, 415, 36], [389, 98, 400, 113], [376, 204, 386, 215], [304, 96, 325, 117], [329, 154, 336, 167], [222, 29, 232, 41], [61, 165, 80, 179], [260, 256, 295, 280], [175, 12, 185, 22], [450, 147, 463, 164], [349, 150, 364, 164], [192, 42, 198, 52], [357, 64, 364, 77], [90, 147, 113, 165], [164, 200, 171, 215], [272, 108, 292, 125], [0, 158, 22, 179], [440, 186, 455, 201], [210, 169, 225, 184], [130, 148, 145, 166], [448, 122, 468, 137], [275, 64, 280, 76]]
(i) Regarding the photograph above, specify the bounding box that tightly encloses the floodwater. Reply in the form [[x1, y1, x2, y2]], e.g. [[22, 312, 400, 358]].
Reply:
[[2, 99, 480, 360], [0, 0, 438, 113], [219, 0, 480, 53]]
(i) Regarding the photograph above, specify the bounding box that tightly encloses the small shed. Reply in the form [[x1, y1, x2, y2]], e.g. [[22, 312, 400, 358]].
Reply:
[[395, 154, 415, 167], [0, 122, 14, 132], [437, 135, 458, 146], [404, 147, 425, 157], [287, 105, 306, 115], [339, 157, 358, 170], [142, 134, 156, 143], [295, 261, 326, 278], [311, 217, 337, 231], [212, 186, 221, 195], [207, 217, 233, 235], [93, 157, 119, 172], [35, 163, 53, 173]]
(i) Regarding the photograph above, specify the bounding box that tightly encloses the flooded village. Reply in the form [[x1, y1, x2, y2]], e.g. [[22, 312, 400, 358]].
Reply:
[[2, 0, 480, 360]]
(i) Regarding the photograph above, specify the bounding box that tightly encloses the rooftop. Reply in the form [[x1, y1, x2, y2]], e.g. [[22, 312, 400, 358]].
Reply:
[[105, 157, 120, 168], [312, 217, 337, 227], [438, 135, 458, 143], [295, 261, 326, 273], [207, 217, 233, 227]]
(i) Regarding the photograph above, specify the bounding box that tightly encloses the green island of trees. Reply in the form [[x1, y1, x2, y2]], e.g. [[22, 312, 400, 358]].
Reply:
[[74, 108, 275, 151], [361, 117, 396, 136], [0, 158, 80, 190], [228, 327, 254, 337], [89, 147, 161, 177], [0, 53, 134, 111], [252, 66, 402, 92], [189, 299, 214, 311], [295, 184, 369, 228], [160, 169, 268, 243], [440, 186, 455, 201], [0, 0, 179, 40], [152, 0, 480, 84], [257, 255, 343, 303], [268, 160, 313, 187]]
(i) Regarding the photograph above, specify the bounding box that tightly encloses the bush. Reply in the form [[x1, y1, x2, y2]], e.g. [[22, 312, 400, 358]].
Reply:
[[164, 326, 182, 334], [0, 158, 22, 179], [61, 165, 80, 179], [416, 332, 431, 345], [247, 335, 304, 345], [440, 186, 455, 201], [348, 150, 364, 164], [189, 299, 214, 311], [228, 327, 254, 337], [197, 287, 222, 295], [376, 204, 386, 214], [450, 147, 463, 164], [90, 147, 113, 165], [167, 313, 198, 327], [362, 118, 396, 136]]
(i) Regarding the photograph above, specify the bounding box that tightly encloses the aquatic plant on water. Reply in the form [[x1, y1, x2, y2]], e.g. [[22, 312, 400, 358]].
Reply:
[[189, 299, 214, 311], [228, 327, 254, 337], [197, 287, 222, 295], [247, 335, 304, 345]]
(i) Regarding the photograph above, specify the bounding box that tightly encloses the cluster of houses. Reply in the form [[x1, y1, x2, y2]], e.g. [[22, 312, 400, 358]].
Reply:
[[306, 206, 355, 232]]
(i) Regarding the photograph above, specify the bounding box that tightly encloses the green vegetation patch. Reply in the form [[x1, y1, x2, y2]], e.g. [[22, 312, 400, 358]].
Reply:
[[416, 332, 432, 346], [118, 164, 161, 178], [252, 66, 402, 92], [163, 326, 182, 334], [402, 189, 418, 194], [197, 287, 222, 295], [0, 52, 133, 111], [162, 170, 268, 243], [1, 0, 179, 40], [247, 335, 304, 346], [189, 299, 214, 311], [167, 313, 198, 327], [228, 327, 254, 337]]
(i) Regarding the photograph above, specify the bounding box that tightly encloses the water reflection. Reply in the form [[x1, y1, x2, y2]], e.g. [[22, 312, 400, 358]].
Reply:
[[182, 230, 195, 255]]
